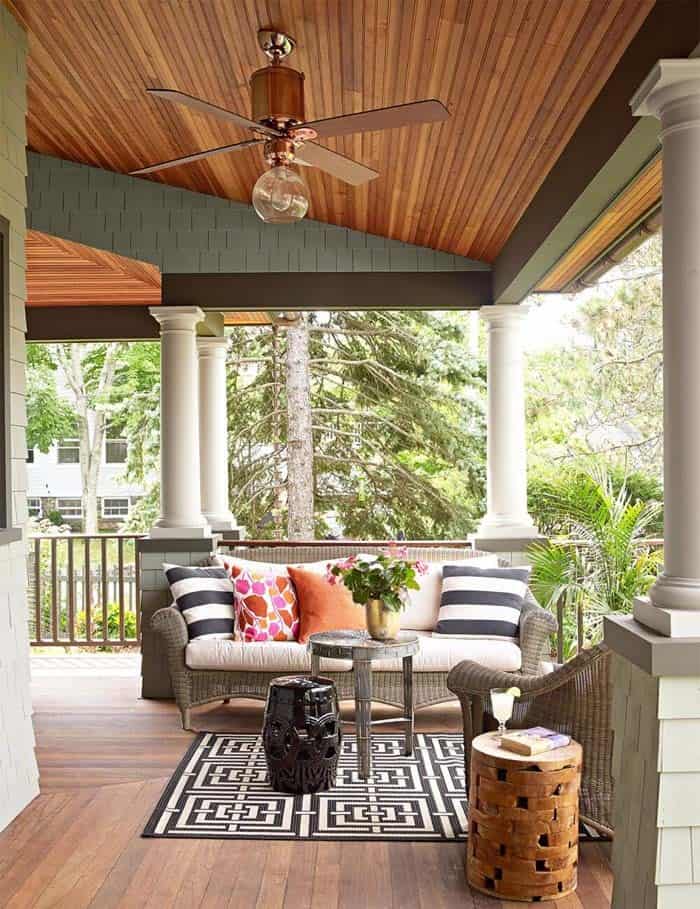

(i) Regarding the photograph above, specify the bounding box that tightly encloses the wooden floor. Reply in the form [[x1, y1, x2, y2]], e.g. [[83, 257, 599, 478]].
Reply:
[[0, 664, 613, 908]]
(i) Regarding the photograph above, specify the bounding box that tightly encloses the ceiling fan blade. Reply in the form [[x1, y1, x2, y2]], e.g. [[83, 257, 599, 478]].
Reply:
[[147, 88, 281, 138], [295, 142, 379, 186], [130, 138, 264, 175], [302, 99, 449, 138]]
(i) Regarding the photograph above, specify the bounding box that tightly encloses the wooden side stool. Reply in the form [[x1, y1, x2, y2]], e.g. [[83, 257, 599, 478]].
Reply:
[[467, 732, 582, 902]]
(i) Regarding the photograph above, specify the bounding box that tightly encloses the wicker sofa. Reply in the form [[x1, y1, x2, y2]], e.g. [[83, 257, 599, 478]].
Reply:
[[151, 544, 557, 731]]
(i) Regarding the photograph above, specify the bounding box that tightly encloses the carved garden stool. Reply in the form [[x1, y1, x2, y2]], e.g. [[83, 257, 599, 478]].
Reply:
[[467, 732, 583, 902], [263, 675, 342, 794]]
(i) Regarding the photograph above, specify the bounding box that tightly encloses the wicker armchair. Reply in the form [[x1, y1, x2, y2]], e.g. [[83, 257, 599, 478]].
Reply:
[[447, 643, 613, 835]]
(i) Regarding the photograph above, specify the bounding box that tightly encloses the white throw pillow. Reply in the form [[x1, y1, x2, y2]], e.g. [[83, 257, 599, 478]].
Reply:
[[400, 555, 499, 631]]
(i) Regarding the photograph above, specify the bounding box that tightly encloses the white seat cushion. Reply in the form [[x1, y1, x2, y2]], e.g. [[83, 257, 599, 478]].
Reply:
[[185, 630, 521, 674]]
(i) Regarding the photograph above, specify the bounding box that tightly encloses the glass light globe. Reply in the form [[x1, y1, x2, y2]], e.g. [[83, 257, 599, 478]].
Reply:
[[252, 165, 309, 223]]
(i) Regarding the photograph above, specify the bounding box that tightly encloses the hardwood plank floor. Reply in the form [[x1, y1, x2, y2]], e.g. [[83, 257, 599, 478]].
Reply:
[[0, 666, 613, 908]]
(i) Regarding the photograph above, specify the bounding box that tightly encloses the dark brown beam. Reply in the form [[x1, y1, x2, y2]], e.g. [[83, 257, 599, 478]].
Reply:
[[26, 305, 159, 342], [493, 0, 699, 304], [162, 271, 492, 312]]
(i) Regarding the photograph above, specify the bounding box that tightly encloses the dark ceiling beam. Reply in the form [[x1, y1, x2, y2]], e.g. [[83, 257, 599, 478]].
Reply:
[[26, 306, 159, 342], [26, 270, 493, 341], [162, 271, 492, 313], [493, 0, 699, 304]]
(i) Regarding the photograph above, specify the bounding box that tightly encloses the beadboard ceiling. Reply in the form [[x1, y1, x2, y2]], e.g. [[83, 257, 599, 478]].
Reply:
[[10, 0, 656, 263]]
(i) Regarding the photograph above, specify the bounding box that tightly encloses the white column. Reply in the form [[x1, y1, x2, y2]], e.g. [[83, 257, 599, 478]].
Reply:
[[197, 336, 235, 531], [631, 60, 700, 636], [476, 305, 538, 540], [149, 306, 210, 538]]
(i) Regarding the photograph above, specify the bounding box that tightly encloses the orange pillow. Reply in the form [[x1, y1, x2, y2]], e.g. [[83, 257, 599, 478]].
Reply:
[[287, 565, 366, 643]]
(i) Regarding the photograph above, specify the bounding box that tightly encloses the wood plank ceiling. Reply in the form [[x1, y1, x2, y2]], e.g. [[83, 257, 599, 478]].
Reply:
[[536, 157, 662, 292], [26, 231, 274, 324], [10, 0, 656, 264], [26, 231, 161, 307]]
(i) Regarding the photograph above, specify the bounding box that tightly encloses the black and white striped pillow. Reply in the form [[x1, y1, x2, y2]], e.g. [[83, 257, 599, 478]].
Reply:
[[434, 565, 531, 639], [164, 564, 235, 641]]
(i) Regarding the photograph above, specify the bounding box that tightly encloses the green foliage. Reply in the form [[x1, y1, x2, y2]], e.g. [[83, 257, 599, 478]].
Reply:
[[228, 311, 485, 539], [26, 348, 75, 453], [528, 463, 663, 538], [76, 602, 137, 641], [526, 234, 663, 479], [45, 509, 65, 526], [527, 467, 662, 657], [328, 549, 424, 611]]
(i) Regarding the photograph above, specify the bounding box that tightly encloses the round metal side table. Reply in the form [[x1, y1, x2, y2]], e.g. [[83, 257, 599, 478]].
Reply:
[[308, 629, 420, 780]]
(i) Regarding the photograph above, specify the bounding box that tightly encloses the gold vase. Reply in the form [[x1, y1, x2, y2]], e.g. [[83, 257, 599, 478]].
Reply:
[[365, 598, 401, 641]]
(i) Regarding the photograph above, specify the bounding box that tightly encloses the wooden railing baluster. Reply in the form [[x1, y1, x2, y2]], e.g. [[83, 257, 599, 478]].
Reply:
[[34, 537, 41, 644], [50, 537, 58, 642], [85, 537, 92, 643], [118, 537, 125, 643], [101, 536, 108, 643], [67, 537, 75, 644], [556, 597, 565, 664]]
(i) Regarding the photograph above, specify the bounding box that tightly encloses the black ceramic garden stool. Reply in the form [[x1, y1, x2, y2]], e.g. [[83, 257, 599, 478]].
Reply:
[[262, 675, 342, 794]]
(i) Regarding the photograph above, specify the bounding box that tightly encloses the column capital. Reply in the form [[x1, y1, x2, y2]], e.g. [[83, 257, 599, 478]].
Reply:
[[196, 335, 230, 358], [479, 303, 529, 325], [149, 306, 204, 331], [631, 59, 700, 127]]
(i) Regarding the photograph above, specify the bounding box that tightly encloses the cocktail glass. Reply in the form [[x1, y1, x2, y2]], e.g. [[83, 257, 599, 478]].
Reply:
[[490, 687, 515, 737]]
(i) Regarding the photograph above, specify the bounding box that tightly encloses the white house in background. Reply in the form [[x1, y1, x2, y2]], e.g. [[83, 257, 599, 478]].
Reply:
[[26, 426, 145, 531]]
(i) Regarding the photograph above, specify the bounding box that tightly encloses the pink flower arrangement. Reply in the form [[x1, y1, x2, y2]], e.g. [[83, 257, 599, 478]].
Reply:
[[326, 547, 427, 612]]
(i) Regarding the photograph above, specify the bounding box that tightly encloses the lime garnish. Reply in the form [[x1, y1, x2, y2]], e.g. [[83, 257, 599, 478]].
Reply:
[[506, 686, 521, 698]]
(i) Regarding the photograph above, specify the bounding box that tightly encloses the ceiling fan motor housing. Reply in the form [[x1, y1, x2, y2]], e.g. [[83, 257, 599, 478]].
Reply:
[[250, 65, 305, 131]]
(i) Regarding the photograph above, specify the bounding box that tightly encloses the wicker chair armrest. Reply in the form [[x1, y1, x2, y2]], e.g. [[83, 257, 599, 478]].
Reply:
[[518, 592, 558, 675], [447, 643, 609, 699]]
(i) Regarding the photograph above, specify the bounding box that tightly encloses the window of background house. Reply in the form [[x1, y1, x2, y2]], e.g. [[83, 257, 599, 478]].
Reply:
[[56, 497, 82, 518], [102, 497, 129, 518], [26, 447, 34, 463], [105, 421, 127, 464], [57, 437, 80, 464], [27, 498, 41, 518]]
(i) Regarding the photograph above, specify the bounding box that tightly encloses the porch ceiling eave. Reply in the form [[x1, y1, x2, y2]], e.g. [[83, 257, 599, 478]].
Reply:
[[492, 0, 697, 304]]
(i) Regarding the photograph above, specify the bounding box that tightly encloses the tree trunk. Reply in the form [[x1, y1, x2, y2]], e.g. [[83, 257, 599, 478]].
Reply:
[[57, 343, 122, 534], [285, 314, 315, 538]]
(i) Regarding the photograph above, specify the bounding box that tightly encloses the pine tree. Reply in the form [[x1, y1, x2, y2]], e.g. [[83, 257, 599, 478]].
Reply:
[[227, 310, 485, 539]]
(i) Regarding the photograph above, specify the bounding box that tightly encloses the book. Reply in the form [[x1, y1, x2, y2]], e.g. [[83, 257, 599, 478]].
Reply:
[[499, 727, 571, 756]]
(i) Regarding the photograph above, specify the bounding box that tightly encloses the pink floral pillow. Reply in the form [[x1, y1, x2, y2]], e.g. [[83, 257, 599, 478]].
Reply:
[[232, 566, 299, 642]]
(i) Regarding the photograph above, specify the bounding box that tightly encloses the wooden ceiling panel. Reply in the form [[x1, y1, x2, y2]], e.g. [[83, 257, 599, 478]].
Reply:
[[536, 157, 662, 292], [10, 0, 655, 262], [26, 231, 162, 307]]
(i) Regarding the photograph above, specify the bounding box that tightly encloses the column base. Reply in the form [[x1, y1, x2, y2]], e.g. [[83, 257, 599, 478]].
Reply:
[[473, 518, 540, 541], [202, 512, 237, 532], [149, 523, 211, 539], [634, 595, 700, 638]]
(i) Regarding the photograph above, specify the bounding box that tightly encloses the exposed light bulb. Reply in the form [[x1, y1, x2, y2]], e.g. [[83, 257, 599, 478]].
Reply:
[[252, 165, 309, 223]]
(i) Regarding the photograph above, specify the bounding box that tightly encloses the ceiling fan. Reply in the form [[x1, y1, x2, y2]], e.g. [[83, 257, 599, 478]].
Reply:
[[130, 28, 450, 224]]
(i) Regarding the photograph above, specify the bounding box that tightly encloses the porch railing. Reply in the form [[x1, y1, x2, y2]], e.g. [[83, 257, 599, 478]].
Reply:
[[551, 537, 664, 662], [28, 534, 144, 647]]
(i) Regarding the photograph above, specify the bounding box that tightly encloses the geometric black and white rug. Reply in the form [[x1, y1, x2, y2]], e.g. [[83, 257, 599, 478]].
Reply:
[[143, 732, 468, 841], [143, 732, 607, 842]]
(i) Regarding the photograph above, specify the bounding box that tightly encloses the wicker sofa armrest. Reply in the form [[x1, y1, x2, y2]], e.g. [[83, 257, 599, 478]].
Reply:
[[151, 606, 191, 701], [518, 591, 558, 674]]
